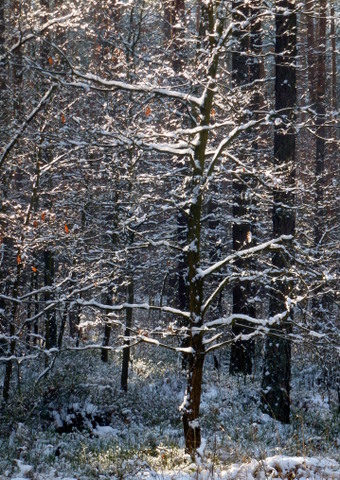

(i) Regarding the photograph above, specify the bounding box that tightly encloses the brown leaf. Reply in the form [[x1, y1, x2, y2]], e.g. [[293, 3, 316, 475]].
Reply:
[[48, 57, 53, 65], [61, 113, 66, 124], [33, 220, 38, 228], [64, 224, 70, 234], [17, 255, 21, 265], [32, 266, 37, 273], [41, 212, 46, 221], [145, 106, 151, 117]]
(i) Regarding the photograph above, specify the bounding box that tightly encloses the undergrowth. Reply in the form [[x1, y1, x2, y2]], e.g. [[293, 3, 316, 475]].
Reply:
[[0, 345, 338, 479]]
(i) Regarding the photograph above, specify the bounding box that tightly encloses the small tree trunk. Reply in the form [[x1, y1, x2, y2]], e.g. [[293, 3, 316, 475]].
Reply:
[[101, 283, 113, 362], [44, 250, 57, 350], [3, 323, 15, 402], [3, 261, 21, 402], [101, 323, 112, 362], [121, 279, 134, 391]]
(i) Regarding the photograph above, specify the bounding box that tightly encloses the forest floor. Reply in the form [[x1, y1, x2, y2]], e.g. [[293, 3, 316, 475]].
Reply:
[[0, 343, 339, 479]]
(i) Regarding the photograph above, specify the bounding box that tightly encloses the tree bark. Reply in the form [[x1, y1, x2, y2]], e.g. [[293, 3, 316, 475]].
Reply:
[[261, 0, 297, 424], [230, 0, 259, 375], [313, 0, 327, 248], [44, 250, 57, 350], [101, 283, 113, 363], [121, 279, 134, 391], [181, 1, 222, 455]]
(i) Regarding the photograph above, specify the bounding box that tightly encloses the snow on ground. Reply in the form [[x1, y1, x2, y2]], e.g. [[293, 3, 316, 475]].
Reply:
[[1, 347, 339, 480], [6, 456, 340, 479]]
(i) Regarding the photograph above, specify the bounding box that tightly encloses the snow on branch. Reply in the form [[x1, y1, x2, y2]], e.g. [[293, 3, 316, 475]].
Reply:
[[201, 235, 293, 315], [0, 84, 57, 170], [0, 14, 75, 62], [205, 118, 261, 179], [204, 312, 289, 330], [71, 70, 203, 106], [199, 235, 293, 281], [74, 299, 191, 319]]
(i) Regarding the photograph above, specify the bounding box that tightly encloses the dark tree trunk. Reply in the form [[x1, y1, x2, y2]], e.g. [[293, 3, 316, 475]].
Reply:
[[330, 3, 336, 112], [182, 333, 205, 454], [230, 0, 260, 375], [0, 0, 5, 92], [69, 302, 81, 345], [33, 270, 39, 344], [0, 0, 7, 355], [101, 283, 113, 363], [180, 0, 224, 456], [162, 0, 185, 70], [306, 0, 328, 322], [101, 323, 112, 363], [163, 0, 190, 367], [181, 171, 205, 455], [44, 250, 57, 349], [261, 0, 297, 424], [3, 261, 21, 402], [313, 0, 327, 248], [121, 279, 134, 391]]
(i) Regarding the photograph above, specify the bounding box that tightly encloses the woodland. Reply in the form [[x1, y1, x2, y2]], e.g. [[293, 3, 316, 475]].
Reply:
[[0, 0, 339, 478]]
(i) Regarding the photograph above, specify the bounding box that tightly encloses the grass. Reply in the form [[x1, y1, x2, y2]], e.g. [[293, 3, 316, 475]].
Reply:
[[0, 343, 338, 479]]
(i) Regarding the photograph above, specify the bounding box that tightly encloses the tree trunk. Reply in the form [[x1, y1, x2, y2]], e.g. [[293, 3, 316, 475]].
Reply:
[[181, 171, 205, 455], [44, 250, 57, 350], [182, 333, 205, 454], [180, 0, 223, 456], [121, 279, 134, 391], [313, 0, 327, 249], [101, 283, 113, 362], [3, 261, 21, 402], [306, 0, 328, 323], [261, 0, 297, 424], [230, 0, 260, 375]]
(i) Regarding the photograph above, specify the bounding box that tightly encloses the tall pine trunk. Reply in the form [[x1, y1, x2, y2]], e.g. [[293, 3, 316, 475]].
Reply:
[[230, 0, 261, 376], [261, 0, 297, 424]]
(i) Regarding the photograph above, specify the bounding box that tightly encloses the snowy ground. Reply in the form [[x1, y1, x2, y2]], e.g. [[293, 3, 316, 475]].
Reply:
[[0, 344, 339, 479], [7, 455, 340, 479]]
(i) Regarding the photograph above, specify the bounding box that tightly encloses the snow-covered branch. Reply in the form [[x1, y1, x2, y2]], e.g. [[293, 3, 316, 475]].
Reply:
[[0, 84, 56, 170]]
